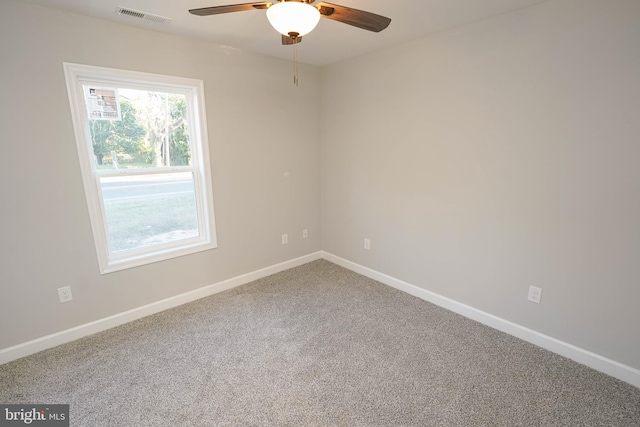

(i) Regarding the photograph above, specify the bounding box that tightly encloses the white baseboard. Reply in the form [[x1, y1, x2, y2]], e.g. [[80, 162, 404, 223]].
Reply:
[[3, 250, 638, 389], [321, 251, 640, 389], [0, 252, 322, 366]]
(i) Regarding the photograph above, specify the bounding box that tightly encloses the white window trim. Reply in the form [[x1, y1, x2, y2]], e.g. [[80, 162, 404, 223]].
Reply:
[[63, 63, 217, 274]]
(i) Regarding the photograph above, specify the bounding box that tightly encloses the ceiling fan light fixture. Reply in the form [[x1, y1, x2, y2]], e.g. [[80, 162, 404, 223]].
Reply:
[[266, 1, 321, 37]]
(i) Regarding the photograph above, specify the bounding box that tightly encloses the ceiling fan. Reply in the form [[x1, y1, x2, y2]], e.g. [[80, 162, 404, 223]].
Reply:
[[189, 1, 392, 45], [189, 1, 391, 84], [190, 1, 391, 83]]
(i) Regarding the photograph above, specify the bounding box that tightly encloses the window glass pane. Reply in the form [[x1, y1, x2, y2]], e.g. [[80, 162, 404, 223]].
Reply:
[[84, 86, 191, 169], [100, 172, 199, 253]]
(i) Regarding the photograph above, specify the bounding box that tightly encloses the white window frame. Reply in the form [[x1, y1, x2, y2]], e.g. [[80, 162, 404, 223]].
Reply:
[[64, 63, 217, 274]]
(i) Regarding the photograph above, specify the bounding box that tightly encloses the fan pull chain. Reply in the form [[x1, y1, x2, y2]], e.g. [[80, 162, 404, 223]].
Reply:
[[293, 36, 299, 86], [288, 32, 300, 86]]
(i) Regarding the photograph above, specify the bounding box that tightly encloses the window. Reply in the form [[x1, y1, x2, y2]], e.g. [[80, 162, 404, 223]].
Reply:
[[64, 63, 217, 274]]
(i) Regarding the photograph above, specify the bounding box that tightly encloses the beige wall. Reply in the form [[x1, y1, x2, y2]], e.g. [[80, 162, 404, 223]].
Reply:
[[320, 0, 640, 370], [0, 0, 321, 348]]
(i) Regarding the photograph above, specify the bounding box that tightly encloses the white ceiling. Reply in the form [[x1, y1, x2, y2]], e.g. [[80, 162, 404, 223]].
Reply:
[[20, 0, 550, 67]]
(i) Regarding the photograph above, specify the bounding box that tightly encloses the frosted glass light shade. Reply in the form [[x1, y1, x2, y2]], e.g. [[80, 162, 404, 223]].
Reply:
[[266, 2, 321, 37]]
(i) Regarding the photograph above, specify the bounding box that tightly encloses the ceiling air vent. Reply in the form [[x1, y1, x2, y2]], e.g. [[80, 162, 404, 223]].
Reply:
[[117, 7, 172, 25]]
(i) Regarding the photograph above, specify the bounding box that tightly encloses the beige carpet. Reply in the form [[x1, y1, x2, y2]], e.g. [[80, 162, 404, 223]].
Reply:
[[1, 260, 639, 426]]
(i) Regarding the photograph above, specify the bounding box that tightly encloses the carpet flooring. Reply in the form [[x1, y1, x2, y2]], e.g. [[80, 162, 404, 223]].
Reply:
[[1, 260, 639, 426]]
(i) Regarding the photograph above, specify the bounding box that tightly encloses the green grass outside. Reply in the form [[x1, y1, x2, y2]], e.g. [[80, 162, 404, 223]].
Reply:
[[104, 195, 199, 253]]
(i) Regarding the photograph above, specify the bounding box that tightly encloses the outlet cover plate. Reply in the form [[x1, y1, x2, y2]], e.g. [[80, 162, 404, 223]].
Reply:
[[528, 286, 542, 304], [58, 286, 73, 303]]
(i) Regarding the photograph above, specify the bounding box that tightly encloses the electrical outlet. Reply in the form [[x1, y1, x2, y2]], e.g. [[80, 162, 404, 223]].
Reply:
[[303, 229, 308, 239], [528, 286, 542, 304], [282, 233, 288, 245], [364, 238, 371, 250], [57, 286, 73, 303]]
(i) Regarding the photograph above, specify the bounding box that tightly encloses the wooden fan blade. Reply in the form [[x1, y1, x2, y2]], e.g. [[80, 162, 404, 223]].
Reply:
[[282, 35, 303, 45], [189, 2, 272, 16], [316, 2, 391, 32]]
